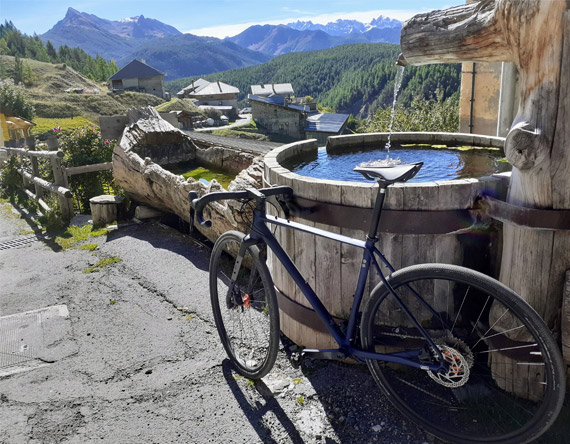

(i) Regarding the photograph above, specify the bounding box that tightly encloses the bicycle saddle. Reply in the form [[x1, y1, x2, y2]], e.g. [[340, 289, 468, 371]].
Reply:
[[354, 161, 423, 184]]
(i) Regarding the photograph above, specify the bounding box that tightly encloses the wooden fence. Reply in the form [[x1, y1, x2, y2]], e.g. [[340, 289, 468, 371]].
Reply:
[[0, 137, 112, 222]]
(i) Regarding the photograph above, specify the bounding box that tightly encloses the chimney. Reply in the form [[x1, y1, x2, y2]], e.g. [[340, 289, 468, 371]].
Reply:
[[217, 80, 222, 92]]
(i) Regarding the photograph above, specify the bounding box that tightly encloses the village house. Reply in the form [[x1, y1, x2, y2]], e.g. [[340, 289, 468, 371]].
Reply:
[[248, 94, 349, 144], [108, 59, 166, 99], [177, 79, 239, 120]]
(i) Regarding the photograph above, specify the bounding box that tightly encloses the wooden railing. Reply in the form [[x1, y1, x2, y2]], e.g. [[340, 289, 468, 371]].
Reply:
[[0, 137, 113, 222]]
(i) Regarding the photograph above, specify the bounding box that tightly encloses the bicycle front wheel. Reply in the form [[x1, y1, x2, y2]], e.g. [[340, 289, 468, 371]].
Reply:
[[209, 230, 279, 379], [360, 263, 565, 444]]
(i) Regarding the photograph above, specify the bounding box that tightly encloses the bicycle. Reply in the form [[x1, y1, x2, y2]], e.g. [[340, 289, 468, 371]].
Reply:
[[189, 161, 565, 444]]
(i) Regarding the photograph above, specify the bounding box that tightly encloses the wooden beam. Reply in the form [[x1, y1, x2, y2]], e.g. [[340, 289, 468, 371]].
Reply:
[[64, 162, 113, 176], [4, 147, 63, 159], [17, 168, 72, 198], [23, 188, 52, 213]]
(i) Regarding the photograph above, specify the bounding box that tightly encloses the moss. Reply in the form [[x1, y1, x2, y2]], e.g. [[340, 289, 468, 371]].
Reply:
[[83, 257, 121, 273], [56, 224, 108, 250], [79, 243, 98, 251]]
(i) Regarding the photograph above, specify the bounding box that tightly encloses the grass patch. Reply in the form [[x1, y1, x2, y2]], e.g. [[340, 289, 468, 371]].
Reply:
[[55, 224, 108, 250], [83, 257, 121, 273], [32, 116, 95, 138]]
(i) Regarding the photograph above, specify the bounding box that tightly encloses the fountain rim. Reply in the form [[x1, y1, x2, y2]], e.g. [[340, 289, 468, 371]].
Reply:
[[264, 131, 510, 192]]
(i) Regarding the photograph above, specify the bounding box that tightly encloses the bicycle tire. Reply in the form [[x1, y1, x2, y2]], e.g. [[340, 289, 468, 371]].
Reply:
[[209, 230, 279, 379], [360, 263, 565, 444]]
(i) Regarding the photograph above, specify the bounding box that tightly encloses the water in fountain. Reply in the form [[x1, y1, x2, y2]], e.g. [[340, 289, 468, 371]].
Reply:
[[384, 65, 405, 153]]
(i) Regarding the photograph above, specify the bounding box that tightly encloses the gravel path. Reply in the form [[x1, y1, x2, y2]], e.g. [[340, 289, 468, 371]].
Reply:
[[0, 201, 437, 444]]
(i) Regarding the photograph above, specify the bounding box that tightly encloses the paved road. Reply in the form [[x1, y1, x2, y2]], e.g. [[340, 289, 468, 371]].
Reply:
[[194, 114, 253, 133], [183, 131, 281, 156], [0, 201, 440, 444]]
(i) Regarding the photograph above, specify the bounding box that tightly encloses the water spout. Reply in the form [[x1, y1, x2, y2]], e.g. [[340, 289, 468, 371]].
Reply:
[[385, 65, 405, 152]]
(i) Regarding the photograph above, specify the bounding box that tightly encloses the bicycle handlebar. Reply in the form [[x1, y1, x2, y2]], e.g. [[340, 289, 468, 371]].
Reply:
[[189, 186, 294, 229]]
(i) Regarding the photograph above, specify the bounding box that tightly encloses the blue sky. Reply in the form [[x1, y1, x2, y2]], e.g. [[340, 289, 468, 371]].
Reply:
[[1, 1, 457, 38]]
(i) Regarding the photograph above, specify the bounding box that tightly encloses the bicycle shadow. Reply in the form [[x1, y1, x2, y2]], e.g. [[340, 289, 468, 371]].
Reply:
[[221, 360, 307, 444]]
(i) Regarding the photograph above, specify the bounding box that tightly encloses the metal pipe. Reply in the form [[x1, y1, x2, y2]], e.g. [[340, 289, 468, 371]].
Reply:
[[469, 62, 476, 133]]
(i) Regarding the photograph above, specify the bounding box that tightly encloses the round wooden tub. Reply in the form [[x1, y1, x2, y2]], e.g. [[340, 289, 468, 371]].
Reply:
[[263, 132, 510, 349]]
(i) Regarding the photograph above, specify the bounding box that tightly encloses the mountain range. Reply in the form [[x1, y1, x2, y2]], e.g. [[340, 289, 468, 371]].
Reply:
[[39, 8, 402, 80]]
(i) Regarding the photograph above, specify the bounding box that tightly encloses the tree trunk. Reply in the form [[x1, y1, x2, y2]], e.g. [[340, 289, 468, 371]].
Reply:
[[112, 107, 264, 243], [399, 0, 570, 391]]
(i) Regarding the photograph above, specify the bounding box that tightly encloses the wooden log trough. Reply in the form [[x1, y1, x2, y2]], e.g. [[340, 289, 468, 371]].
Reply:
[[264, 133, 509, 349]]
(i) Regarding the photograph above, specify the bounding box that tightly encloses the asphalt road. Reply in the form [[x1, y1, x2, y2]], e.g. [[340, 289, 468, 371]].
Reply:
[[0, 201, 437, 444]]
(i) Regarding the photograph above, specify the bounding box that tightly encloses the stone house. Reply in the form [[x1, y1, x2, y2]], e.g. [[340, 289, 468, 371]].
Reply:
[[248, 95, 348, 143], [108, 59, 165, 98], [177, 79, 239, 119]]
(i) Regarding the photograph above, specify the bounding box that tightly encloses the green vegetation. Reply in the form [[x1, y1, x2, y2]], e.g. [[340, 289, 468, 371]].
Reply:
[[166, 43, 460, 117], [83, 257, 121, 273], [32, 116, 95, 138], [359, 91, 459, 133], [0, 78, 35, 120], [79, 243, 99, 251], [0, 55, 163, 121], [55, 224, 108, 250], [0, 21, 118, 82], [59, 125, 119, 213], [155, 97, 203, 115], [170, 165, 235, 189]]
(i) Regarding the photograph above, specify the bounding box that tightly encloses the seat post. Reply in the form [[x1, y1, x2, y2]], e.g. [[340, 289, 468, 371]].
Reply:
[[367, 183, 388, 240]]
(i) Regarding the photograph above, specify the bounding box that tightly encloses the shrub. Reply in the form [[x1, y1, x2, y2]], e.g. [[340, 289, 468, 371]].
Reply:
[[59, 126, 118, 213], [359, 90, 459, 134], [0, 78, 34, 120]]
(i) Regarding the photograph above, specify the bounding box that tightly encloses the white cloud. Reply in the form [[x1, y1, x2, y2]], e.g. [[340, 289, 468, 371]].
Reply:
[[185, 8, 432, 39]]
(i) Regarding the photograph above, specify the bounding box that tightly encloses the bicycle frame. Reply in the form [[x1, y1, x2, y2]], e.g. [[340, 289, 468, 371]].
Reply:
[[243, 194, 447, 373]]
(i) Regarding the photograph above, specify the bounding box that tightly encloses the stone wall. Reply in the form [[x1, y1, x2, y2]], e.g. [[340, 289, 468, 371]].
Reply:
[[138, 76, 164, 98], [100, 112, 179, 141], [251, 101, 303, 139]]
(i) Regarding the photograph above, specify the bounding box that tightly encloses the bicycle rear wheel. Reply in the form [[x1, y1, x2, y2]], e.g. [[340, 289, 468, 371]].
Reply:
[[209, 230, 279, 379], [360, 263, 565, 444]]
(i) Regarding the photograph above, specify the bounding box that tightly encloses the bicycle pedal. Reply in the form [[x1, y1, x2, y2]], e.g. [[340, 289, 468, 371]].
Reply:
[[290, 352, 302, 368]]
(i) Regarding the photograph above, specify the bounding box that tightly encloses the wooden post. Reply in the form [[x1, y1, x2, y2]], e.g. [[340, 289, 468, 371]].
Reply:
[[26, 137, 43, 202], [399, 0, 570, 393], [563, 270, 570, 371], [51, 156, 74, 222]]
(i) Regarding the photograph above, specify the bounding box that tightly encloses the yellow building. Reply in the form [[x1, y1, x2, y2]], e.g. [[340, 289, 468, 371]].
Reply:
[[0, 113, 36, 146]]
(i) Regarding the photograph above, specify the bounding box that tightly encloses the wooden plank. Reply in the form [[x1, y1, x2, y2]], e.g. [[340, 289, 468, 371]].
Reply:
[[562, 270, 570, 366]]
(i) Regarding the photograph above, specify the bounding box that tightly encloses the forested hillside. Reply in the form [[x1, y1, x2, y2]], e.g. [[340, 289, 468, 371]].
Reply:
[[0, 21, 118, 82], [166, 43, 460, 116]]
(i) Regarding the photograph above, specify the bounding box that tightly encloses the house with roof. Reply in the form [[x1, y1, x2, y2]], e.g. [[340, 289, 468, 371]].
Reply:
[[177, 79, 239, 119], [248, 95, 349, 144], [250, 83, 294, 98], [108, 59, 165, 98], [0, 113, 36, 147]]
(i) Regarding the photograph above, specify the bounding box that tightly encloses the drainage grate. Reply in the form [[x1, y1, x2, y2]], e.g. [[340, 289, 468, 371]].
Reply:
[[0, 305, 69, 377], [0, 234, 44, 251]]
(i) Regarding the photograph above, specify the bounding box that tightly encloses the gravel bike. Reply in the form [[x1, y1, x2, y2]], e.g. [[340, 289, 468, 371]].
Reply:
[[190, 161, 565, 444]]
